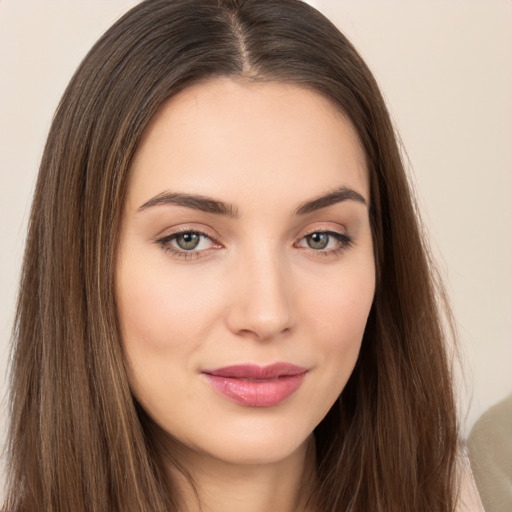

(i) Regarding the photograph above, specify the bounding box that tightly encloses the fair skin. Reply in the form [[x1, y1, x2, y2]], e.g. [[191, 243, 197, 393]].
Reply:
[[116, 78, 375, 512]]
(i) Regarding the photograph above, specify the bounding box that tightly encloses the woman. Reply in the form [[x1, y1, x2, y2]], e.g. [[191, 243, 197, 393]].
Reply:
[[3, 1, 482, 511]]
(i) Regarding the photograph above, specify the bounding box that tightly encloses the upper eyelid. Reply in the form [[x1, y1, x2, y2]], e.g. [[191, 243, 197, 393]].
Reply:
[[154, 222, 350, 245], [156, 231, 218, 251], [157, 227, 347, 241], [154, 225, 220, 243], [155, 231, 218, 260], [297, 223, 349, 239], [300, 227, 346, 236], [296, 230, 352, 245], [157, 232, 350, 260]]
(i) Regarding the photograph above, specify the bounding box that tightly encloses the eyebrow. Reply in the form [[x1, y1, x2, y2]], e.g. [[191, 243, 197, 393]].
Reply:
[[138, 186, 367, 217], [138, 191, 239, 217], [294, 186, 367, 215]]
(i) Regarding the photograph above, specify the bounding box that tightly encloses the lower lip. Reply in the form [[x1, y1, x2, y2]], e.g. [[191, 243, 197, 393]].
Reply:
[[203, 373, 306, 407]]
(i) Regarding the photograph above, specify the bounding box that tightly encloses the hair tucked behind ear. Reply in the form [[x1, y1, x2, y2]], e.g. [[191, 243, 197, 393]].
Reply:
[[5, 1, 458, 511]]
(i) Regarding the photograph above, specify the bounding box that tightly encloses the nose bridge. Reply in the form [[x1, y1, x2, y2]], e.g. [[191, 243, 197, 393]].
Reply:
[[227, 240, 294, 340]]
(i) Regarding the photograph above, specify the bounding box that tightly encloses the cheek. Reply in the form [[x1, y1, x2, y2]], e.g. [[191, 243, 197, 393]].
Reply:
[[303, 258, 375, 384], [116, 259, 221, 356], [308, 259, 374, 335], [115, 259, 220, 418]]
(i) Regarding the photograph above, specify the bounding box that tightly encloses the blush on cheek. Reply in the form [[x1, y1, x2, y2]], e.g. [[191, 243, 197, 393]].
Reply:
[[314, 284, 374, 327], [313, 287, 373, 367]]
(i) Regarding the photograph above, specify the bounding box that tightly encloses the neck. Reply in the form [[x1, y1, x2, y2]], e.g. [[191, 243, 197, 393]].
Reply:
[[164, 436, 317, 512]]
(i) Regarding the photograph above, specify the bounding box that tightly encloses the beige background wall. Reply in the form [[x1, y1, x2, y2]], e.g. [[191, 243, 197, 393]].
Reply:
[[1, 0, 511, 496]]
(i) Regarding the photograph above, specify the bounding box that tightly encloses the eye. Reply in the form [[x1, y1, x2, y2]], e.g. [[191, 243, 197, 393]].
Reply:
[[174, 232, 202, 250], [296, 230, 353, 254], [156, 229, 221, 259], [305, 232, 330, 250]]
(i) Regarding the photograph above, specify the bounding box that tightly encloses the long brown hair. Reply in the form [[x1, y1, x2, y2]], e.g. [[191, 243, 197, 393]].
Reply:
[[5, 1, 458, 511]]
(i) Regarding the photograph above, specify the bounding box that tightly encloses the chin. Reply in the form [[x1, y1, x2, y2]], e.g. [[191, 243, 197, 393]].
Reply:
[[202, 433, 310, 467], [166, 412, 316, 468]]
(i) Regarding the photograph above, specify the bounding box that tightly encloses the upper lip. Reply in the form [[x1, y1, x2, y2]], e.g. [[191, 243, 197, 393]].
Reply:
[[202, 363, 308, 380]]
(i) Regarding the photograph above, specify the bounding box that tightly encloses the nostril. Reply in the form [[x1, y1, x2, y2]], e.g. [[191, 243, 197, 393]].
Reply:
[[227, 301, 294, 341], [225, 256, 295, 339]]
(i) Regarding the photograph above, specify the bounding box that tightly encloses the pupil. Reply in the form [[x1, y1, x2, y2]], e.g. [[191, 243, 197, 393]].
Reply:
[[177, 233, 200, 250], [307, 233, 329, 250]]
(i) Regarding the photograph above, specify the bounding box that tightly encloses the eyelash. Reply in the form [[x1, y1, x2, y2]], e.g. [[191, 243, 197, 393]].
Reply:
[[156, 229, 219, 261], [155, 228, 353, 260], [296, 230, 354, 257]]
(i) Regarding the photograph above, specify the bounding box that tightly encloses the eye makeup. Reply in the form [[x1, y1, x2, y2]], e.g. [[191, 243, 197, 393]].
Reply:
[[295, 230, 353, 257], [154, 224, 354, 262], [154, 226, 223, 261]]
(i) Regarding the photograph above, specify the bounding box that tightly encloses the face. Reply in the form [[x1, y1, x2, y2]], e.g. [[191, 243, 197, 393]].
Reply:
[[116, 78, 375, 467]]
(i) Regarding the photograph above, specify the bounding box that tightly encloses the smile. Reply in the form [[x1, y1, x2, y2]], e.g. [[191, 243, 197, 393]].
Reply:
[[202, 363, 308, 407]]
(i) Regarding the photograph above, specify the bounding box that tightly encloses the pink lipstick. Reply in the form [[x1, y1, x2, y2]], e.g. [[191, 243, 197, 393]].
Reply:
[[202, 363, 307, 407]]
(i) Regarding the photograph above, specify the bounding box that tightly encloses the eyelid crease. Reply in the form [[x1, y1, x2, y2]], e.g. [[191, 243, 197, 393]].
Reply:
[[154, 229, 222, 261], [154, 225, 354, 261], [157, 229, 211, 242], [153, 223, 221, 243], [295, 229, 353, 248]]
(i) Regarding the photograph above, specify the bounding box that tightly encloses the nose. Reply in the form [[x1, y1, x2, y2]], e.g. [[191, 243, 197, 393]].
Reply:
[[225, 248, 295, 341]]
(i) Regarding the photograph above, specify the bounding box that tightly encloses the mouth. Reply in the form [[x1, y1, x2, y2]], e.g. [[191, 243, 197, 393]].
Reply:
[[202, 363, 308, 407]]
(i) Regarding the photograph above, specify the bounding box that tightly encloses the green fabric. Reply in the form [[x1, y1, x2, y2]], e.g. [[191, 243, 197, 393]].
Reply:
[[468, 393, 512, 512]]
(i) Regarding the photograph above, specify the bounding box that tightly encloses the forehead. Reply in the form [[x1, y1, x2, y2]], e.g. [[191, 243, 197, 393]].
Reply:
[[127, 78, 368, 210]]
